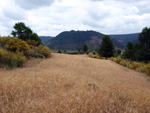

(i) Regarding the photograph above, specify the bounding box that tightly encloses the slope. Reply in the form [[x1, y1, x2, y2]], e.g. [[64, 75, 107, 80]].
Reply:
[[0, 53, 150, 112], [39, 36, 54, 44], [109, 33, 139, 47]]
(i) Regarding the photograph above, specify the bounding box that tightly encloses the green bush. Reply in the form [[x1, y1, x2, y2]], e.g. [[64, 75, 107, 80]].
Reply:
[[28, 49, 45, 58]]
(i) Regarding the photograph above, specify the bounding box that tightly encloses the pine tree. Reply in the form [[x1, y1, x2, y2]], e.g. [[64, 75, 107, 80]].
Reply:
[[99, 35, 114, 58], [82, 44, 88, 53], [12, 22, 42, 44]]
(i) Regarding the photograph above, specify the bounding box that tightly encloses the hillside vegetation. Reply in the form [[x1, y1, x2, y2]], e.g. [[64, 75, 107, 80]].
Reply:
[[110, 33, 139, 47], [0, 53, 150, 112], [46, 30, 124, 50]]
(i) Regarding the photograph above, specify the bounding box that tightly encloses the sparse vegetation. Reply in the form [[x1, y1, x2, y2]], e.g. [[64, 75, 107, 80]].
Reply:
[[88, 53, 150, 76]]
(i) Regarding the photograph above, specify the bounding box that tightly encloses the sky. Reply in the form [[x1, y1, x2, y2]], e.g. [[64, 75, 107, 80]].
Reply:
[[0, 0, 150, 36]]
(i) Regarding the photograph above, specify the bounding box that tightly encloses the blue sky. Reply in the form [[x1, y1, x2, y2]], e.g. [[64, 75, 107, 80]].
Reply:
[[0, 0, 150, 36]]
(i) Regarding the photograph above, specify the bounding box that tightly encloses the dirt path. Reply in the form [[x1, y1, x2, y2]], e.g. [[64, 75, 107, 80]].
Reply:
[[0, 53, 150, 112]]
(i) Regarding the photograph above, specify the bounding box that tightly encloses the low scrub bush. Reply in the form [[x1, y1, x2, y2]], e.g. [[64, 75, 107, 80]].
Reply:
[[131, 62, 142, 70], [120, 61, 127, 67], [0, 51, 27, 68], [88, 53, 94, 58], [38, 45, 51, 58], [28, 49, 45, 58], [136, 66, 147, 73], [113, 57, 123, 64], [27, 40, 39, 48], [95, 55, 100, 59], [129, 64, 133, 69], [0, 49, 4, 57], [113, 58, 117, 62], [0, 36, 11, 48], [4, 37, 29, 52], [145, 64, 150, 76], [0, 36, 52, 68]]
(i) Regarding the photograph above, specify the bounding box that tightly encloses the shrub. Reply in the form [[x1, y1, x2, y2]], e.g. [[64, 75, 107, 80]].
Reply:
[[27, 40, 39, 48], [28, 49, 45, 58], [38, 45, 51, 58], [113, 58, 117, 62], [132, 62, 142, 70], [114, 57, 123, 64], [88, 54, 94, 58], [136, 66, 147, 73], [120, 61, 127, 67], [0, 51, 27, 68], [58, 50, 62, 53], [145, 64, 150, 76], [95, 55, 100, 59], [4, 37, 29, 53], [0, 36, 11, 48], [129, 64, 133, 69], [0, 49, 4, 57]]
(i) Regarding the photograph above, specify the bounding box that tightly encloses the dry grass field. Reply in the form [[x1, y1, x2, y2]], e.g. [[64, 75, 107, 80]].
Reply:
[[0, 53, 150, 113]]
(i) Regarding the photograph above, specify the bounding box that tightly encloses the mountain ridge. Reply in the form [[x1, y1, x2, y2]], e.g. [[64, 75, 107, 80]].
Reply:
[[43, 30, 139, 50]]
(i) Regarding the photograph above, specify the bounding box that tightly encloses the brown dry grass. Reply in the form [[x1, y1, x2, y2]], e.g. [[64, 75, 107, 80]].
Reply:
[[0, 53, 150, 113]]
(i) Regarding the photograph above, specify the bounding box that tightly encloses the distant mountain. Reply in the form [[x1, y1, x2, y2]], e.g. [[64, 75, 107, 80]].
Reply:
[[109, 33, 139, 47], [46, 30, 123, 50], [39, 36, 54, 44]]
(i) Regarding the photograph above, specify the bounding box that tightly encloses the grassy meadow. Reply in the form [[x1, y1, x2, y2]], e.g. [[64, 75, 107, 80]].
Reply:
[[0, 53, 150, 112]]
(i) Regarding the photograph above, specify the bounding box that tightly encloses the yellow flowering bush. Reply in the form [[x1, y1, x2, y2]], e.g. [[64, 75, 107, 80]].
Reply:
[[0, 36, 52, 68], [88, 54, 94, 58], [136, 66, 147, 73], [120, 61, 127, 67], [0, 51, 27, 68], [113, 58, 117, 62], [0, 36, 11, 47], [129, 64, 133, 69], [132, 62, 142, 69], [0, 49, 4, 57], [38, 45, 51, 58], [95, 55, 100, 59], [27, 40, 38, 48], [4, 37, 29, 52], [145, 64, 150, 76]]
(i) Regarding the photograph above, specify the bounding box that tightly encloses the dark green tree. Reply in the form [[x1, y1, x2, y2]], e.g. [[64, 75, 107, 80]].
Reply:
[[98, 35, 114, 58], [138, 27, 150, 62], [11, 22, 41, 44], [123, 27, 150, 62], [58, 50, 62, 53], [30, 33, 42, 44], [117, 49, 121, 55], [78, 48, 81, 54], [82, 44, 88, 53], [123, 41, 133, 59]]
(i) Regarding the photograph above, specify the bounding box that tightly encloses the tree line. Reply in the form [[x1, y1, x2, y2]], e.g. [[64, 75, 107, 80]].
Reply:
[[84, 27, 150, 62]]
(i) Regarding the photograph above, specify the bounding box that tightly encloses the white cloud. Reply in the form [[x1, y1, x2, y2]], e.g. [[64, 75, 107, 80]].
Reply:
[[14, 0, 56, 10], [0, 0, 150, 36]]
